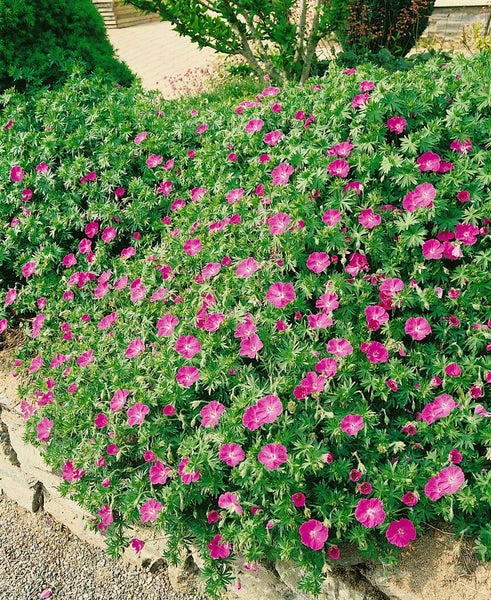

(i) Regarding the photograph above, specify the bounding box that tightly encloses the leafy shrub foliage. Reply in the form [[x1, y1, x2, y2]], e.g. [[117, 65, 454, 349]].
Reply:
[[340, 0, 436, 58], [2, 52, 491, 596], [0, 0, 134, 92]]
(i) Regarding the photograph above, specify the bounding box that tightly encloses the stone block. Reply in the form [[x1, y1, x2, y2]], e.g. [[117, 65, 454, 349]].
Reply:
[[0, 456, 43, 512], [225, 558, 291, 600]]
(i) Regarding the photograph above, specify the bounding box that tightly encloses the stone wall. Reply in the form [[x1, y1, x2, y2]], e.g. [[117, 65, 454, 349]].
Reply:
[[425, 4, 491, 40], [1, 349, 490, 600]]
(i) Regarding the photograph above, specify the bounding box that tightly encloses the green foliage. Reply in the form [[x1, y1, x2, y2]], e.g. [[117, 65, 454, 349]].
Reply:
[[338, 0, 437, 58], [0, 0, 134, 93], [1, 51, 491, 596]]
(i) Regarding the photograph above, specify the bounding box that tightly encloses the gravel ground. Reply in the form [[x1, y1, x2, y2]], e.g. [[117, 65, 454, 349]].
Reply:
[[0, 494, 201, 600]]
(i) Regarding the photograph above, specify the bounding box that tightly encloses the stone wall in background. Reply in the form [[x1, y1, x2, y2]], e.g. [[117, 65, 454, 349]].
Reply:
[[426, 3, 490, 40], [1, 351, 490, 600]]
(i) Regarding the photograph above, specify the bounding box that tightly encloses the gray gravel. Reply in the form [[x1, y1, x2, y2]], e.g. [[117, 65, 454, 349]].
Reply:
[[0, 495, 201, 600]]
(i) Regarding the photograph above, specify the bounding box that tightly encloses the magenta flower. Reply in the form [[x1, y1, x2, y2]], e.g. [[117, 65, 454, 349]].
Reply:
[[267, 212, 291, 235], [134, 131, 147, 144], [340, 414, 364, 436], [176, 365, 200, 387], [208, 535, 231, 559], [455, 223, 479, 246], [405, 316, 432, 341], [417, 151, 441, 172], [271, 162, 294, 185], [77, 349, 95, 367], [94, 413, 108, 429], [419, 393, 458, 424], [200, 401, 225, 427], [365, 305, 389, 330], [327, 158, 350, 177], [156, 314, 179, 337], [386, 116, 407, 133], [201, 262, 221, 280], [316, 292, 339, 313], [140, 498, 162, 522], [36, 417, 54, 441], [386, 518, 417, 547], [363, 341, 389, 364], [266, 282, 296, 309], [307, 313, 332, 329], [5, 288, 17, 306], [299, 519, 329, 550], [379, 277, 404, 296], [263, 129, 282, 146], [146, 154, 162, 168], [424, 465, 465, 501], [125, 337, 145, 359], [225, 188, 244, 204], [422, 239, 444, 260], [62, 461, 84, 482], [358, 208, 381, 229], [292, 492, 306, 507], [110, 389, 130, 412], [351, 92, 370, 107], [326, 338, 353, 358], [445, 362, 462, 377], [203, 313, 225, 331], [245, 118, 264, 133], [131, 538, 144, 554], [345, 252, 368, 276], [306, 252, 330, 274], [0, 319, 7, 335], [101, 226, 117, 242], [219, 443, 245, 467], [256, 395, 283, 424], [242, 405, 263, 431], [183, 238, 202, 256], [448, 449, 463, 464], [327, 139, 353, 158], [218, 492, 243, 514], [178, 457, 201, 484], [175, 335, 201, 359], [149, 460, 171, 485], [21, 261, 36, 278], [315, 357, 338, 377], [10, 165, 25, 182], [450, 138, 472, 154], [258, 443, 288, 470], [235, 257, 259, 278], [127, 402, 150, 426], [239, 334, 264, 359], [401, 491, 419, 506], [322, 209, 342, 226], [354, 498, 385, 528]]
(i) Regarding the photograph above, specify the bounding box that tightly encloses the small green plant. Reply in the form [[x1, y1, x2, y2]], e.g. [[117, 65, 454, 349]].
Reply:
[[461, 23, 491, 53], [0, 0, 134, 93], [1, 51, 491, 597]]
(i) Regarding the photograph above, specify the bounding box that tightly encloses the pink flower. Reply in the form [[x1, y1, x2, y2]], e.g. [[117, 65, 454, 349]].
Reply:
[[157, 314, 179, 337], [21, 261, 36, 278], [131, 538, 145, 553], [299, 519, 329, 550], [218, 492, 243, 514], [263, 86, 280, 96], [402, 491, 419, 506], [101, 227, 117, 242], [267, 212, 291, 235], [358, 208, 381, 229], [263, 130, 282, 146], [422, 239, 444, 260], [201, 262, 221, 280], [208, 535, 231, 559], [176, 365, 200, 387], [127, 402, 150, 426], [175, 335, 201, 359], [292, 492, 306, 507], [258, 443, 288, 470], [365, 305, 389, 330], [379, 278, 404, 297], [340, 414, 364, 436], [256, 395, 283, 424], [0, 319, 7, 334], [200, 401, 225, 427], [149, 460, 171, 484], [386, 518, 417, 547], [125, 337, 145, 358], [178, 458, 201, 484], [322, 209, 342, 226], [140, 498, 162, 522], [183, 238, 202, 256], [450, 138, 472, 154], [245, 118, 264, 133], [219, 443, 245, 467], [203, 313, 225, 331], [424, 465, 465, 501], [405, 317, 432, 341], [225, 188, 244, 204], [327, 159, 350, 177], [363, 341, 389, 364], [37, 417, 54, 441], [445, 362, 461, 377], [77, 349, 95, 367], [315, 357, 338, 377], [457, 190, 470, 203], [271, 162, 294, 185], [196, 123, 208, 134], [242, 405, 263, 431], [10, 165, 25, 182], [134, 131, 147, 144], [266, 282, 296, 309], [94, 413, 108, 429], [455, 223, 479, 246], [327, 140, 353, 158], [235, 257, 259, 278], [326, 338, 353, 358], [239, 334, 264, 359], [417, 151, 441, 172], [316, 292, 339, 313], [345, 252, 368, 276], [5, 288, 17, 305], [448, 449, 463, 464], [110, 389, 130, 412], [306, 252, 330, 274], [403, 182, 436, 212], [146, 154, 162, 168], [62, 461, 84, 482], [419, 393, 458, 424], [354, 498, 385, 528], [308, 313, 333, 329], [386, 116, 407, 133]]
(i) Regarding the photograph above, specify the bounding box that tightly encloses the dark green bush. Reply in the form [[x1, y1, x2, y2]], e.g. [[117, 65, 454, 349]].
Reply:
[[0, 0, 134, 92]]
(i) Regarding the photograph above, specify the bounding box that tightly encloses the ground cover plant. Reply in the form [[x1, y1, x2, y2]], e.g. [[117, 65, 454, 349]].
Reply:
[[1, 51, 491, 596]]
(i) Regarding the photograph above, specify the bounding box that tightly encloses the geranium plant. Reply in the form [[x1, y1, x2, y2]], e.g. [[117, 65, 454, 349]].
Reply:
[[2, 51, 491, 596]]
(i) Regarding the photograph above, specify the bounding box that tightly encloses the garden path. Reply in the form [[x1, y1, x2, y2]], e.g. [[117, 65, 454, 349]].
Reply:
[[107, 20, 221, 97]]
